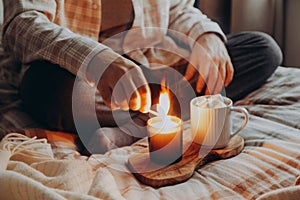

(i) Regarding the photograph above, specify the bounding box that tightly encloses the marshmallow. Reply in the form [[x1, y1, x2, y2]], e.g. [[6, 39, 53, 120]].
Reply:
[[195, 94, 227, 108]]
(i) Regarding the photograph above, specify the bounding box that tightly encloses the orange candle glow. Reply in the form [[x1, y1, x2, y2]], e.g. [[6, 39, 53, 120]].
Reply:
[[147, 85, 182, 165], [147, 116, 182, 165]]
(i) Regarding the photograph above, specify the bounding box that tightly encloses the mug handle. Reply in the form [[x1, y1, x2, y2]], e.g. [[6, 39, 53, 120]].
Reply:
[[230, 107, 249, 137]]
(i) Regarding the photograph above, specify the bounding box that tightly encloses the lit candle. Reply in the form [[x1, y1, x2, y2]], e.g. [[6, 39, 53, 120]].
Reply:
[[147, 84, 182, 165], [147, 116, 182, 165]]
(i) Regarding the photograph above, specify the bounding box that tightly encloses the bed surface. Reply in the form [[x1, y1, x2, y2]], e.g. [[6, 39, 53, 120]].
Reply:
[[87, 66, 300, 199], [1, 65, 300, 200], [1, 1, 299, 198]]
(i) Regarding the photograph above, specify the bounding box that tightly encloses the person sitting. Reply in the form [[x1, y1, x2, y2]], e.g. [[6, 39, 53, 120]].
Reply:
[[1, 0, 282, 153]]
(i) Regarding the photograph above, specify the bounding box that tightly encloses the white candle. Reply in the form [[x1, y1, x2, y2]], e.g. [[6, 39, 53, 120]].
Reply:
[[147, 116, 182, 165]]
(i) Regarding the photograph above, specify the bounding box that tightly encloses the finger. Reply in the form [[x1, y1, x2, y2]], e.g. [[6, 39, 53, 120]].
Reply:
[[218, 60, 226, 86], [111, 80, 129, 111], [196, 74, 206, 93], [196, 59, 210, 93], [121, 77, 140, 111], [113, 95, 129, 110], [128, 90, 140, 111], [225, 58, 234, 87], [110, 101, 120, 110], [112, 67, 146, 111], [99, 85, 119, 110], [212, 61, 226, 94], [128, 67, 151, 113], [205, 62, 218, 95], [184, 63, 196, 81], [213, 68, 225, 94], [118, 99, 130, 110], [137, 84, 151, 113]]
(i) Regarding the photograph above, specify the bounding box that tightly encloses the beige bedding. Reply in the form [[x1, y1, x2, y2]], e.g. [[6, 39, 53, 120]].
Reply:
[[1, 67, 300, 199]]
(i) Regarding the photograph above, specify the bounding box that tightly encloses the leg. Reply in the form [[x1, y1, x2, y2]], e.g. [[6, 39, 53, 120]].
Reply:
[[20, 61, 79, 132], [20, 61, 147, 153], [225, 32, 283, 101], [20, 61, 141, 131]]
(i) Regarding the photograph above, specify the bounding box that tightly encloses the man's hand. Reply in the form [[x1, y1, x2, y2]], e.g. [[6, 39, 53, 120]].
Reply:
[[184, 33, 234, 94], [88, 53, 151, 113], [99, 57, 151, 113]]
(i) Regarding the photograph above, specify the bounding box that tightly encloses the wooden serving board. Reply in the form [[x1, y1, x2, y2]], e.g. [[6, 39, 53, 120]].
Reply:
[[128, 135, 244, 188]]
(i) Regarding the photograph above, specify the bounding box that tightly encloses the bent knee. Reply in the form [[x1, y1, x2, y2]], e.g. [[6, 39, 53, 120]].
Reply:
[[250, 31, 283, 67]]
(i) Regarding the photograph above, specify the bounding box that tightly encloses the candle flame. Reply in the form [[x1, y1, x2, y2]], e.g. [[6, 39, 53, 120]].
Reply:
[[157, 80, 170, 116], [134, 86, 151, 113]]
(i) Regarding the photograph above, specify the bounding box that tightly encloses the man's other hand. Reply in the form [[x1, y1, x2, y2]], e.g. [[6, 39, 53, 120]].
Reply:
[[184, 33, 234, 95]]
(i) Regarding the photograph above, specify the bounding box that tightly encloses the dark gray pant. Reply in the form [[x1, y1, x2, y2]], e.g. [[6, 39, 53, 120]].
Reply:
[[20, 32, 282, 133], [225, 32, 282, 100]]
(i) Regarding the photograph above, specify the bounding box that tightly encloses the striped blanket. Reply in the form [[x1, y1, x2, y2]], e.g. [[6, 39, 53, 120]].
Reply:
[[1, 65, 300, 199]]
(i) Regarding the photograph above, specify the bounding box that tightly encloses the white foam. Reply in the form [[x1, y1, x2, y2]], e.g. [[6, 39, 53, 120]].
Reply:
[[195, 94, 226, 108]]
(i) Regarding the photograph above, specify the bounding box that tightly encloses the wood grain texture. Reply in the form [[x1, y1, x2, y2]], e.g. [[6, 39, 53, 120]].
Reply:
[[128, 135, 244, 187]]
